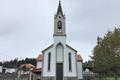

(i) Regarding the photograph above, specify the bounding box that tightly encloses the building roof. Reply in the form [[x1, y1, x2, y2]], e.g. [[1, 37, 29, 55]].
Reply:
[[66, 44, 77, 53], [42, 44, 53, 53], [36, 54, 43, 61], [20, 63, 35, 69], [32, 68, 42, 73], [56, 1, 64, 17], [76, 54, 83, 62]]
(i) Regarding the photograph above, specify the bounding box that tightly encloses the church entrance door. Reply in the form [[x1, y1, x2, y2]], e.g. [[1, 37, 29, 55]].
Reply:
[[56, 63, 63, 80]]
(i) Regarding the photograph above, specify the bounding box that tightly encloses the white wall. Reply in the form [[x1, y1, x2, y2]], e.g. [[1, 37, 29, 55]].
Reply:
[[53, 32, 78, 77], [42, 47, 56, 77], [77, 62, 83, 79], [0, 66, 2, 73], [37, 62, 42, 69], [56, 43, 64, 63], [64, 46, 77, 77], [6, 68, 16, 73], [53, 36, 66, 45]]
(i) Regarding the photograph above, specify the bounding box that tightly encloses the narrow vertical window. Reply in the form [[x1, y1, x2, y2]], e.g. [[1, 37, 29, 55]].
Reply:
[[48, 52, 51, 71], [69, 53, 72, 72]]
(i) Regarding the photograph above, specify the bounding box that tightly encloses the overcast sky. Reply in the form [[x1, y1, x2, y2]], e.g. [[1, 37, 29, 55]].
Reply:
[[0, 0, 120, 62]]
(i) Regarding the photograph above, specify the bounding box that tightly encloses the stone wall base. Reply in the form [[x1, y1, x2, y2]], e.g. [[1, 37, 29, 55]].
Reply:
[[42, 77, 83, 80], [42, 77, 55, 80], [64, 77, 78, 80]]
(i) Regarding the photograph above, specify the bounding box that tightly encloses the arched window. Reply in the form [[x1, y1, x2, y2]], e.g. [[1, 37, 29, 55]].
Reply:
[[56, 43, 64, 62], [57, 21, 62, 31], [48, 52, 51, 71], [68, 53, 72, 72]]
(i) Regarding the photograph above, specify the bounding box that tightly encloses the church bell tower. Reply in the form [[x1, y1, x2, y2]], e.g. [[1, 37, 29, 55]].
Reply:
[[53, 1, 66, 36]]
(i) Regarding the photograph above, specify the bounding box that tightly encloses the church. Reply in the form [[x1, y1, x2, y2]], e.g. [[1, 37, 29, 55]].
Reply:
[[33, 1, 83, 80]]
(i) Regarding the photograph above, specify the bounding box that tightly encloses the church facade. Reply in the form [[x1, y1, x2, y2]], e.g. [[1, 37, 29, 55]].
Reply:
[[35, 1, 83, 80]]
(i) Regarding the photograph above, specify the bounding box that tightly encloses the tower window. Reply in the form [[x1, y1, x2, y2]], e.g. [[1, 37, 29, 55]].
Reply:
[[68, 53, 72, 72], [48, 52, 51, 71], [59, 16, 61, 18], [57, 21, 62, 31]]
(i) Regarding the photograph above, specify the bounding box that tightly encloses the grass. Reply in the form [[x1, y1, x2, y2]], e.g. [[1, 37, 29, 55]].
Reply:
[[106, 77, 120, 80], [93, 77, 120, 80]]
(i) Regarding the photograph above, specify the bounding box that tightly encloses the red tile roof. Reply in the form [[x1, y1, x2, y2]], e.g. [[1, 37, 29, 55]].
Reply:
[[20, 64, 35, 69], [76, 54, 83, 62], [32, 68, 42, 73], [36, 54, 43, 61]]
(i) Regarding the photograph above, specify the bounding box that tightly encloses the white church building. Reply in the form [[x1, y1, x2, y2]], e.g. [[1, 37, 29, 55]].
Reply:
[[34, 1, 83, 80]]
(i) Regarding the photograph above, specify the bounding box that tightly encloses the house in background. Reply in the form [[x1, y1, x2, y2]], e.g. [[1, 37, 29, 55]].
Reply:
[[18, 63, 35, 75], [33, 1, 83, 80], [5, 68, 16, 73], [0, 66, 2, 73], [32, 54, 43, 80], [0, 66, 16, 74]]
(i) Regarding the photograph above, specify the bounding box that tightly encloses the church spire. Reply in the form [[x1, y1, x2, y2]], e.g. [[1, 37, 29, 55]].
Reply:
[[56, 0, 64, 17], [53, 0, 66, 36]]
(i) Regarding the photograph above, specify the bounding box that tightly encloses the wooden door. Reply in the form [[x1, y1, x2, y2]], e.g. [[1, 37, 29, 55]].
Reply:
[[56, 63, 63, 80]]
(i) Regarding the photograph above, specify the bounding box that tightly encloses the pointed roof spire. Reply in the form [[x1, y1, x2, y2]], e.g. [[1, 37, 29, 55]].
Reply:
[[56, 0, 64, 17], [59, 0, 61, 3]]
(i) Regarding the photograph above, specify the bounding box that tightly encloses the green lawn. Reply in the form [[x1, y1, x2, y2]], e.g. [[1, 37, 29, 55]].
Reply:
[[106, 77, 120, 80], [94, 77, 120, 80]]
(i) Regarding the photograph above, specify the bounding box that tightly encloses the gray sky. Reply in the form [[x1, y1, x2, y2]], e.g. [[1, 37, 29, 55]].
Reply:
[[0, 0, 120, 62]]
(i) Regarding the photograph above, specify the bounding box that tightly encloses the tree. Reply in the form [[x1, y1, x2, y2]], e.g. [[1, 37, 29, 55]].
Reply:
[[92, 28, 120, 80], [2, 58, 36, 68], [83, 60, 93, 71]]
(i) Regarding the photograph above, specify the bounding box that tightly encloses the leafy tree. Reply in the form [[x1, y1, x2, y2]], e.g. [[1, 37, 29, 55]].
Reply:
[[0, 62, 2, 66], [92, 28, 120, 80], [83, 60, 93, 71]]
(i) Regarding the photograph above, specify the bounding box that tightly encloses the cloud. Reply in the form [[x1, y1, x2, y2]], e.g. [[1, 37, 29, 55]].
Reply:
[[0, 0, 120, 61]]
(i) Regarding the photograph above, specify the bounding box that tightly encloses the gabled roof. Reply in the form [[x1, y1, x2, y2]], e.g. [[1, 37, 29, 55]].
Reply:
[[66, 44, 77, 53], [20, 64, 35, 69], [36, 54, 43, 61], [42, 44, 53, 53], [76, 54, 83, 62], [32, 68, 42, 73]]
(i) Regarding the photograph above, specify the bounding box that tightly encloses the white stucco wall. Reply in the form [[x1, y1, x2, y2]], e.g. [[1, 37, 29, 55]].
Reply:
[[37, 62, 42, 69], [43, 35, 66, 77], [64, 46, 77, 77], [53, 36, 66, 45], [0, 66, 2, 73], [77, 62, 83, 79], [54, 34, 80, 78], [42, 47, 56, 77], [56, 43, 64, 63], [43, 35, 82, 79], [6, 68, 16, 73]]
